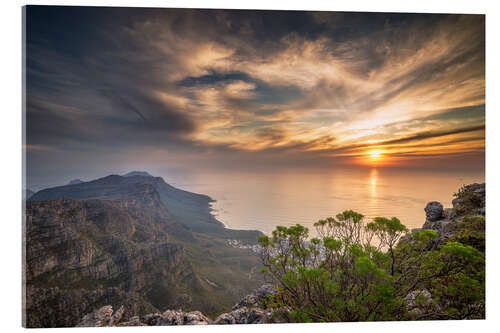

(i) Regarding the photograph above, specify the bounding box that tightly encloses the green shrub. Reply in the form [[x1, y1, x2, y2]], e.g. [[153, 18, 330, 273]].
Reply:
[[449, 216, 485, 252], [259, 211, 485, 322], [453, 184, 484, 215]]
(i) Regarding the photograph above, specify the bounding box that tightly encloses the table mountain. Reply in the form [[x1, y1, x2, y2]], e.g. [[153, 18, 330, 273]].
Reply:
[[25, 172, 264, 327]]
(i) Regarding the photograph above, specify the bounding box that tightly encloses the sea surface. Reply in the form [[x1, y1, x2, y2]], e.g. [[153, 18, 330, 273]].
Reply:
[[163, 167, 484, 236]]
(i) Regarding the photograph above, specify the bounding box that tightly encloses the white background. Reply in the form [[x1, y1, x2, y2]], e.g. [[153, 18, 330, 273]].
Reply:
[[1, 0, 498, 332]]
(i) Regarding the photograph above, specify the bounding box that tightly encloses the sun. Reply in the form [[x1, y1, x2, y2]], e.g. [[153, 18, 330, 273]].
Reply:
[[360, 149, 391, 166], [368, 149, 383, 159]]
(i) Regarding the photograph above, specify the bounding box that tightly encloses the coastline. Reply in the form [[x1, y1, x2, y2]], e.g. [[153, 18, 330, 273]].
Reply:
[[200, 194, 265, 241], [208, 201, 229, 228]]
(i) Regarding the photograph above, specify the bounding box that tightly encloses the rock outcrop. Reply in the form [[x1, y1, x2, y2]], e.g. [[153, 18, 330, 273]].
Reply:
[[214, 307, 275, 324], [231, 284, 276, 309], [423, 201, 443, 224], [408, 183, 485, 248], [405, 290, 434, 317], [79, 308, 214, 326], [77, 305, 125, 327], [77, 284, 279, 326], [451, 183, 485, 216], [214, 284, 277, 324]]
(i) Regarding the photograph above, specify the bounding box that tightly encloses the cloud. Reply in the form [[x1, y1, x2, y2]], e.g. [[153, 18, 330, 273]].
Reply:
[[374, 125, 485, 147], [99, 89, 148, 121], [25, 7, 485, 184]]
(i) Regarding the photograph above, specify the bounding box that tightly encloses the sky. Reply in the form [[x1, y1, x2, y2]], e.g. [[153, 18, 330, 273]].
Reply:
[[24, 6, 485, 189]]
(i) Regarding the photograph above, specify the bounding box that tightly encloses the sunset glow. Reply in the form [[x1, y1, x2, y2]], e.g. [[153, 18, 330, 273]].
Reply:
[[25, 8, 485, 187], [368, 150, 383, 159]]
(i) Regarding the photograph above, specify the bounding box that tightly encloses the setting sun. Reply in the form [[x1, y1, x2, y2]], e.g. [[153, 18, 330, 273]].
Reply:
[[368, 149, 383, 159]]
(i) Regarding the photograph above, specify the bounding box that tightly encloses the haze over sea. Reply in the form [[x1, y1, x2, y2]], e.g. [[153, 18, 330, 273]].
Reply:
[[163, 167, 484, 236]]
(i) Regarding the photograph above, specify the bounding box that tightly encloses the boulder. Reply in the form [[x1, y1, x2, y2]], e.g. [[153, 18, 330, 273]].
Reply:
[[161, 310, 185, 325], [233, 283, 276, 309], [141, 313, 164, 325], [215, 307, 274, 324], [424, 201, 443, 223], [246, 308, 274, 324], [138, 310, 212, 325], [214, 313, 236, 324], [119, 316, 146, 326], [109, 305, 125, 325], [184, 311, 212, 325]]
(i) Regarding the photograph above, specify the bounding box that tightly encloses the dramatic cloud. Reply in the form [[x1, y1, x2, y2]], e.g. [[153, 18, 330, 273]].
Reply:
[[24, 7, 485, 187]]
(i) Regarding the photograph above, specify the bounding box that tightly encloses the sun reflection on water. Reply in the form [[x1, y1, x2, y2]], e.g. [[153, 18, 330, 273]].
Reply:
[[370, 168, 378, 199]]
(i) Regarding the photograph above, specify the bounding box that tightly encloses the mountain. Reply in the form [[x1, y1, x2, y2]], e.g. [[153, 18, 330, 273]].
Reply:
[[25, 173, 264, 327], [31, 174, 216, 230], [30, 173, 259, 239], [67, 179, 84, 185]]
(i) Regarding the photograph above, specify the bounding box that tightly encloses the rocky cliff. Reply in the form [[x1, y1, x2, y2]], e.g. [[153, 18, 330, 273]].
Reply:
[[24, 172, 265, 327], [25, 184, 198, 327]]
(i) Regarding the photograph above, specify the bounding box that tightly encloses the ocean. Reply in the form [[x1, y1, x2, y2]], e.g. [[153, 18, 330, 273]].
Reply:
[[163, 167, 484, 236]]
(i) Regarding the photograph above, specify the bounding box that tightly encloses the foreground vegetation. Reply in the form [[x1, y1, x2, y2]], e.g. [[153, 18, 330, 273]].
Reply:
[[258, 209, 485, 322]]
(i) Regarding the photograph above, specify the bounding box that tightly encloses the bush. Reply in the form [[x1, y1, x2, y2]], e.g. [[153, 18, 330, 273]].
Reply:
[[258, 211, 485, 322], [453, 184, 485, 215], [449, 216, 485, 252]]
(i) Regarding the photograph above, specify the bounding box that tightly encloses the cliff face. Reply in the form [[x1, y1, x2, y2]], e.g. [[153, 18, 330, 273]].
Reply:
[[24, 173, 265, 327], [25, 184, 198, 327], [26, 197, 191, 285]]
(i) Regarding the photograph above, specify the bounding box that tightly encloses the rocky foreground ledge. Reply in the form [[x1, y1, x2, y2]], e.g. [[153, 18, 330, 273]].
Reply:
[[77, 284, 279, 326]]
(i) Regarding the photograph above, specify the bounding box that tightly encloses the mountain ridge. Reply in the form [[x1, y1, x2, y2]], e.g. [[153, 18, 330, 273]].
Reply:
[[25, 171, 265, 327], [29, 172, 262, 238]]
